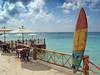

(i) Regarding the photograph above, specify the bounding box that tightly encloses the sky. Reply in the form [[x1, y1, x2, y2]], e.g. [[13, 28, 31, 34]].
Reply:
[[0, 0, 100, 32]]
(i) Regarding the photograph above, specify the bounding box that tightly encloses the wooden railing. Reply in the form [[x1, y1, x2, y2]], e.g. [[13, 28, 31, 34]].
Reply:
[[6, 39, 46, 49], [33, 48, 100, 75], [88, 61, 100, 75], [34, 48, 73, 69]]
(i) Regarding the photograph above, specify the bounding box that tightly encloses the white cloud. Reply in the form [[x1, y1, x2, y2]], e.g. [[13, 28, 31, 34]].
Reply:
[[0, 0, 74, 32], [8, 3, 15, 11], [60, 0, 81, 13], [60, 0, 100, 13], [28, 0, 45, 9], [21, 0, 56, 27], [62, 2, 78, 10], [0, 0, 57, 31], [35, 9, 55, 22]]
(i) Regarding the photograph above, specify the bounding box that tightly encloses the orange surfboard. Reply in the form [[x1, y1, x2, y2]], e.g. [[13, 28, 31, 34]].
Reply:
[[72, 8, 88, 73]]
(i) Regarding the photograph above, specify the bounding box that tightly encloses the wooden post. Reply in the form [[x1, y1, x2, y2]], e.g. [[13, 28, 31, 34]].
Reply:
[[25, 39, 27, 45], [11, 40, 13, 48], [29, 39, 31, 47], [83, 55, 89, 75], [44, 38, 46, 49], [38, 38, 39, 44], [33, 47, 37, 60], [44, 38, 45, 45]]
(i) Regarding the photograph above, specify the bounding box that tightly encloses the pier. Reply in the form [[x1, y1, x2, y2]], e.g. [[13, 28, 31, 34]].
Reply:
[[0, 39, 100, 75], [0, 51, 74, 75], [0, 39, 80, 75]]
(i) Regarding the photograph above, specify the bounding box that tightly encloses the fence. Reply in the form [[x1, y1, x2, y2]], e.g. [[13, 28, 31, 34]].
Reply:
[[6, 39, 46, 49], [34, 48, 100, 75], [35, 48, 72, 69], [88, 61, 100, 75]]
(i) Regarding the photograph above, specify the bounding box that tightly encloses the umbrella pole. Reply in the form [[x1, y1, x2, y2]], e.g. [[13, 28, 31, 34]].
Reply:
[[4, 31, 6, 43], [22, 33, 24, 43]]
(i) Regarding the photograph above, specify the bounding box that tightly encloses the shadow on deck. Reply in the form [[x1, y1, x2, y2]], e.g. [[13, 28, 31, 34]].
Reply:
[[21, 61, 51, 71]]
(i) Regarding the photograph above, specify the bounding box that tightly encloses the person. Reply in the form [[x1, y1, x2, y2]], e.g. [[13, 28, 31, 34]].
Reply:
[[26, 49, 30, 61], [16, 50, 20, 58], [0, 40, 3, 49], [20, 48, 30, 62], [20, 49, 25, 61], [3, 44, 9, 53]]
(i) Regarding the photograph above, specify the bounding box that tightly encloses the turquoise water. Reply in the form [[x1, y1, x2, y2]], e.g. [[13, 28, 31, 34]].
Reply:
[[0, 32, 100, 66], [36, 32, 100, 66]]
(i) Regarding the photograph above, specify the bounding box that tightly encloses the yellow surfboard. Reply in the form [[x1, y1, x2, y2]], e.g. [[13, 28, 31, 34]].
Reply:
[[72, 8, 88, 73]]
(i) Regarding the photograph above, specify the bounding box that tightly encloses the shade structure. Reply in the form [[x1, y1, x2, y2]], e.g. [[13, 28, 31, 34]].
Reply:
[[10, 26, 35, 41], [0, 27, 12, 42], [72, 8, 88, 73]]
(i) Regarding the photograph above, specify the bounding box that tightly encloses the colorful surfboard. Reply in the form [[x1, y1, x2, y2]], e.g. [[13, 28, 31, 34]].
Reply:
[[72, 8, 88, 73]]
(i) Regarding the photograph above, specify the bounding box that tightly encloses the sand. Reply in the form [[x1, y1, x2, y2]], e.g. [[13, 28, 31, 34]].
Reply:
[[0, 51, 81, 75]]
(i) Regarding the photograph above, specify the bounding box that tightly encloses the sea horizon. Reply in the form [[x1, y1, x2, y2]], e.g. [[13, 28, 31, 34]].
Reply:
[[34, 32, 100, 66]]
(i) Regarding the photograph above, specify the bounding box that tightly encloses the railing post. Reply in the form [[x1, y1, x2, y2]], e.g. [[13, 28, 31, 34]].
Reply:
[[38, 38, 39, 44], [44, 38, 45, 45], [11, 40, 13, 48], [33, 47, 37, 60], [83, 55, 89, 75], [25, 39, 27, 45]]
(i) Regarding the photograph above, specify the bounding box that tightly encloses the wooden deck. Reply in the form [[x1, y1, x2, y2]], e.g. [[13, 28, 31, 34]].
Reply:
[[0, 51, 81, 75]]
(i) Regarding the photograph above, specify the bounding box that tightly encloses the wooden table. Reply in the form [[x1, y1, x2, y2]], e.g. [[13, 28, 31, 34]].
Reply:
[[17, 48, 27, 52], [16, 43, 30, 48]]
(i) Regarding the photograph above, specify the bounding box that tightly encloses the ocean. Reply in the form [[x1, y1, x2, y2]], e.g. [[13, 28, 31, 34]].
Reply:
[[36, 32, 100, 66], [0, 32, 100, 66]]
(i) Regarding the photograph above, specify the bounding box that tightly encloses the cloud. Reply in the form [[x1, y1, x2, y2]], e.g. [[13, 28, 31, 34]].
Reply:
[[0, 0, 54, 24], [89, 0, 100, 11], [62, 1, 79, 10], [2, 0, 31, 5], [60, 0, 100, 13], [58, 0, 80, 13], [0, 0, 59, 31]]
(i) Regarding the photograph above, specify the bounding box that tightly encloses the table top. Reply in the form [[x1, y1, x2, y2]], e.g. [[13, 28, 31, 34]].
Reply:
[[16, 48, 30, 51], [16, 44, 30, 48]]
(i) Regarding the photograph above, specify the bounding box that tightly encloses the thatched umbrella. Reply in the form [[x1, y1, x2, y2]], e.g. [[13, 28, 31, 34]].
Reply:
[[10, 26, 35, 41], [0, 27, 12, 42]]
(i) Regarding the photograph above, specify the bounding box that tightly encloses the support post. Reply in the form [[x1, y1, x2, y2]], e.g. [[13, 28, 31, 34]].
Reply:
[[44, 38, 45, 45], [4, 31, 6, 43], [25, 39, 27, 45], [83, 55, 89, 75], [38, 38, 39, 44], [33, 47, 37, 60], [11, 40, 13, 48]]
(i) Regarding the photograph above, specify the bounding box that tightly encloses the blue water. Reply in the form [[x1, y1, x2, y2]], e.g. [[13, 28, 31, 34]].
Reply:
[[0, 32, 100, 66], [36, 32, 100, 66]]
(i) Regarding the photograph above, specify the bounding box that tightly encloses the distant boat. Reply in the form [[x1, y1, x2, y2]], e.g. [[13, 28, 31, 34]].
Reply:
[[72, 8, 88, 73]]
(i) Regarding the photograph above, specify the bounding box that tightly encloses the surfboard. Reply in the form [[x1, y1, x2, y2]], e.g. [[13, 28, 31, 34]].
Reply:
[[72, 8, 88, 73]]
